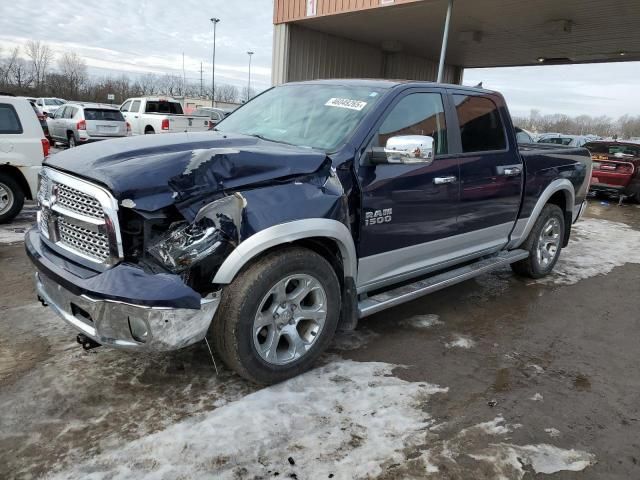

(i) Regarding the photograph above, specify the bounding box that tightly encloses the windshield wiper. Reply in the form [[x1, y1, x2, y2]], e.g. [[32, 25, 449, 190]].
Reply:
[[247, 133, 297, 147]]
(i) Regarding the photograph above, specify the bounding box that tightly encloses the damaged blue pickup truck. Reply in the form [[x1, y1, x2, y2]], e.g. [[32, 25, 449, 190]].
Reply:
[[27, 80, 591, 384]]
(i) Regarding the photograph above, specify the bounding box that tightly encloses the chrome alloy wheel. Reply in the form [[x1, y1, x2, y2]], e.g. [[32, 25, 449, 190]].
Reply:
[[253, 274, 328, 366], [0, 182, 14, 215], [536, 217, 561, 268]]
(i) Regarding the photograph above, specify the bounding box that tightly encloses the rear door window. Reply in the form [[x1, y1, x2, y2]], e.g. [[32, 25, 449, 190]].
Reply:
[[84, 109, 125, 121], [130, 100, 141, 113], [453, 95, 507, 152], [64, 107, 76, 119], [145, 101, 183, 114], [0, 104, 23, 134]]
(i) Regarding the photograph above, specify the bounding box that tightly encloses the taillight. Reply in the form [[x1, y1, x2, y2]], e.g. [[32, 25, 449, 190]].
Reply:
[[161, 119, 170, 131], [126, 121, 132, 136], [77, 119, 86, 130], [208, 120, 215, 130], [41, 138, 50, 157], [618, 163, 634, 175]]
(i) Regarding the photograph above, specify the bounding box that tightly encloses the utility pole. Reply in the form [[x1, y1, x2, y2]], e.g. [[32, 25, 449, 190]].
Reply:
[[200, 62, 204, 97], [247, 51, 254, 102], [182, 52, 186, 96], [210, 17, 220, 107], [437, 0, 453, 83]]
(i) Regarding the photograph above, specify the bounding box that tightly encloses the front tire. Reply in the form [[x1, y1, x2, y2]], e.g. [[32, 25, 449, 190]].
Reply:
[[512, 204, 565, 279], [0, 173, 25, 224], [210, 247, 341, 384]]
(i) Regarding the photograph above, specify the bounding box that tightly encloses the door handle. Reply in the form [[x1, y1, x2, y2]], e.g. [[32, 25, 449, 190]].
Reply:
[[502, 167, 522, 177], [433, 176, 457, 185]]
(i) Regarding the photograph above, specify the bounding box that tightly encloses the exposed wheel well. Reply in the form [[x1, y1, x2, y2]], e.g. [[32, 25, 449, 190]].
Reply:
[[547, 190, 572, 247], [0, 165, 32, 200], [145, 126, 155, 133], [229, 237, 345, 288]]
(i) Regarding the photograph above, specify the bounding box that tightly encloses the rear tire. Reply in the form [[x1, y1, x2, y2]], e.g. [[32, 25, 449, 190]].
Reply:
[[0, 173, 25, 224], [511, 204, 565, 279], [67, 133, 76, 148], [210, 247, 341, 385], [144, 127, 155, 134]]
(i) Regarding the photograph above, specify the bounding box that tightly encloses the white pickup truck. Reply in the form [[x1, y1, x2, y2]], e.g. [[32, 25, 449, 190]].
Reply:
[[119, 97, 210, 135], [0, 96, 49, 223]]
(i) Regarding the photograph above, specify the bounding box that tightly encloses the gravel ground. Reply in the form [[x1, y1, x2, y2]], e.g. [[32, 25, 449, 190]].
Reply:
[[0, 200, 639, 479]]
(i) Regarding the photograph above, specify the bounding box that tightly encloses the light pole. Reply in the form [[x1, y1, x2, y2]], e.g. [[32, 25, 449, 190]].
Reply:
[[210, 17, 220, 107], [247, 51, 254, 102]]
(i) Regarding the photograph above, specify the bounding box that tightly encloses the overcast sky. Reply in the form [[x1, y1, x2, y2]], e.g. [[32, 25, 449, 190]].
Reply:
[[1, 0, 639, 119]]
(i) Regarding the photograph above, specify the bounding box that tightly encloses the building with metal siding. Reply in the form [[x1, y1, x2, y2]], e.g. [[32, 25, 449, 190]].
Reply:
[[272, 0, 640, 85]]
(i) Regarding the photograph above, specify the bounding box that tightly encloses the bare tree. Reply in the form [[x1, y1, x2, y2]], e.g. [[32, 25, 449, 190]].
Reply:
[[58, 52, 87, 98], [241, 86, 257, 103], [217, 84, 239, 103], [25, 40, 54, 87], [138, 73, 161, 96]]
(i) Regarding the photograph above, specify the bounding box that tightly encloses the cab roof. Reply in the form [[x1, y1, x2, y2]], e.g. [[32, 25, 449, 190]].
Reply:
[[284, 78, 496, 95]]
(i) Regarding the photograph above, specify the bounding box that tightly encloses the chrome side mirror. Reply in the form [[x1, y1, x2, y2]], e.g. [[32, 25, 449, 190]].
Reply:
[[371, 135, 435, 165]]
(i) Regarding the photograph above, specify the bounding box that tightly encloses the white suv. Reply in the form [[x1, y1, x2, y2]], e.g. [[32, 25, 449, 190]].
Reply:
[[35, 97, 66, 116], [0, 96, 50, 223]]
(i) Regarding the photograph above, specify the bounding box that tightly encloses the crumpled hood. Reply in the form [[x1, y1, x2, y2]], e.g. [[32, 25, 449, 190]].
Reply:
[[45, 132, 330, 215]]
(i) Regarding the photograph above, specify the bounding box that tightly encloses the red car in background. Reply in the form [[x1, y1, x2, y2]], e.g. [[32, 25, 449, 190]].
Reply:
[[585, 141, 640, 201]]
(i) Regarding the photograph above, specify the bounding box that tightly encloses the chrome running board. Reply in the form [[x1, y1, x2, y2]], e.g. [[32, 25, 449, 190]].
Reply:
[[358, 249, 529, 318]]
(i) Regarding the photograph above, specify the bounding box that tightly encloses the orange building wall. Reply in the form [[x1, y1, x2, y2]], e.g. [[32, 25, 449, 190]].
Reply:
[[274, 0, 421, 24]]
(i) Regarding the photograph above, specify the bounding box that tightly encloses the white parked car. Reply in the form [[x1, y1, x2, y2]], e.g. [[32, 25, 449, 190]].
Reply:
[[35, 97, 66, 116], [0, 96, 50, 222], [119, 97, 210, 135]]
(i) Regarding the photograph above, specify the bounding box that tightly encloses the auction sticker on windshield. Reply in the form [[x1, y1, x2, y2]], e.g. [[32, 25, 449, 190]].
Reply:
[[325, 98, 368, 111]]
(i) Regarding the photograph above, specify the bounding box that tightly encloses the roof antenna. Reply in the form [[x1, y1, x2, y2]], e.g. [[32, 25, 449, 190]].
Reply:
[[475, 82, 483, 88]]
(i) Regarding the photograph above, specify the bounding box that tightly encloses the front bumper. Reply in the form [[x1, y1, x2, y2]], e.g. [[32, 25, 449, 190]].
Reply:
[[27, 228, 220, 351]]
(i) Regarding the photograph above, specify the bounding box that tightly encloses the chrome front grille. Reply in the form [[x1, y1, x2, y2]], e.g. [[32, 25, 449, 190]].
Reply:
[[38, 168, 122, 267], [55, 183, 105, 220], [58, 218, 110, 262]]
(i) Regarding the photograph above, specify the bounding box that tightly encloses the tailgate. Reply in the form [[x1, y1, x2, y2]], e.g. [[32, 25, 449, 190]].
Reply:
[[167, 115, 210, 133], [86, 120, 126, 137]]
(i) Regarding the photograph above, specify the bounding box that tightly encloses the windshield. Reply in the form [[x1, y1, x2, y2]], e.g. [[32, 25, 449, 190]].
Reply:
[[216, 84, 384, 151], [45, 98, 65, 106], [84, 108, 125, 121], [585, 143, 640, 156]]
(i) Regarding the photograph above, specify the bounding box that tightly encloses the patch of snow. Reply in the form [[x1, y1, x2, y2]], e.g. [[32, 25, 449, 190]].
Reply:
[[470, 443, 595, 478], [445, 334, 475, 349], [0, 204, 36, 244], [541, 218, 640, 285], [464, 416, 512, 436], [528, 364, 544, 374], [545, 428, 561, 438], [49, 360, 448, 480], [400, 314, 442, 329], [427, 416, 594, 479], [530, 393, 544, 401]]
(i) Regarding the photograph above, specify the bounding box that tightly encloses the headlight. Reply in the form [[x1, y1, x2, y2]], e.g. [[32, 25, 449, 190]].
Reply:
[[147, 193, 245, 272]]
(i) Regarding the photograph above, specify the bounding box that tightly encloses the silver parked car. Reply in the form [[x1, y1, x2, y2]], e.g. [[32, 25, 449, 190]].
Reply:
[[193, 107, 235, 130], [47, 103, 128, 147]]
